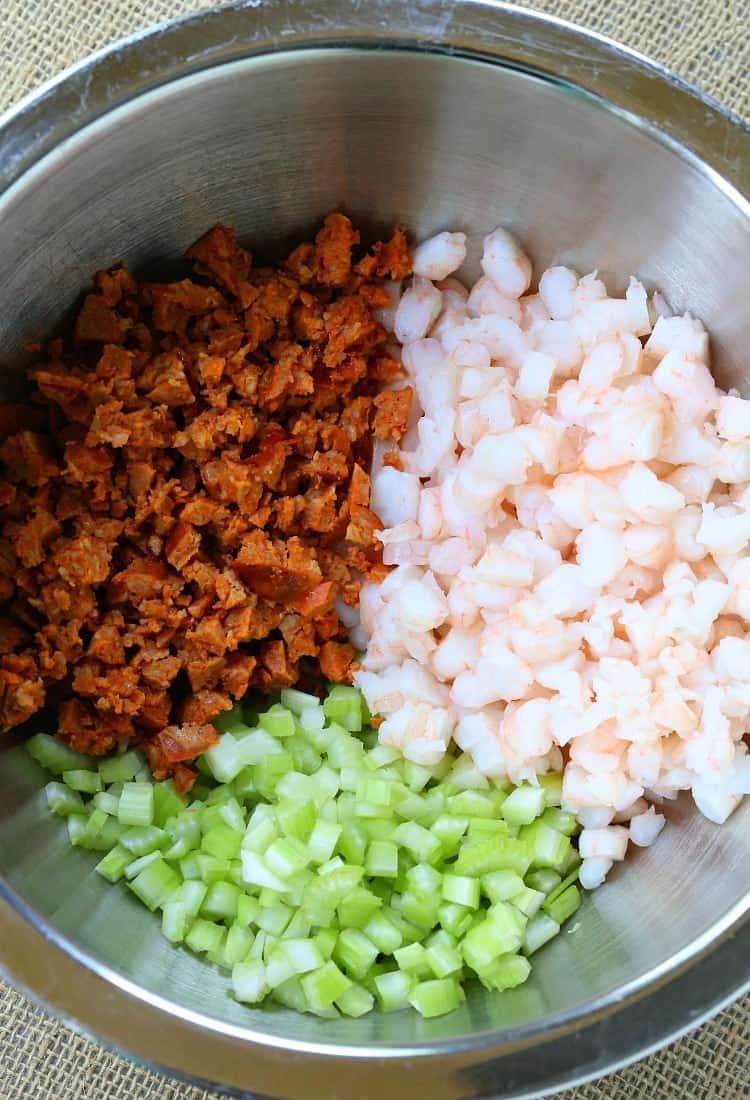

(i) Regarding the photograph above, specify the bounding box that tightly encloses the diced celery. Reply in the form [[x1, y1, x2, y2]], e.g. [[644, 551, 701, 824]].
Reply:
[[501, 785, 546, 827], [523, 913, 561, 956], [543, 868, 581, 906], [256, 903, 293, 937], [250, 929, 268, 960], [454, 836, 531, 878], [364, 840, 398, 878], [27, 733, 94, 776], [333, 929, 378, 980], [367, 745, 402, 769], [121, 825, 167, 857], [95, 845, 131, 883], [307, 820, 342, 864], [444, 754, 491, 791], [162, 836, 191, 861], [374, 969, 413, 1012], [425, 936, 463, 979], [538, 772, 563, 806], [301, 961, 351, 1010], [233, 766, 256, 801], [177, 880, 208, 920], [393, 821, 441, 863], [323, 686, 363, 732], [337, 823, 367, 865], [45, 781, 85, 817], [337, 887, 382, 929], [431, 815, 469, 855], [63, 769, 102, 794], [224, 923, 254, 966], [128, 857, 180, 911], [202, 735, 243, 783], [541, 807, 579, 836], [526, 869, 562, 894], [280, 688, 322, 716], [118, 782, 154, 827], [180, 854, 202, 881], [302, 866, 363, 926], [326, 730, 365, 770], [467, 817, 509, 839], [265, 837, 309, 879], [231, 894, 259, 929], [542, 884, 582, 925], [477, 952, 531, 992], [186, 918, 225, 955], [274, 977, 308, 1011], [66, 814, 88, 846], [418, 788, 447, 827], [254, 752, 295, 799], [202, 824, 243, 860], [336, 983, 374, 1017], [298, 705, 326, 734], [280, 937, 325, 976], [93, 791, 120, 817], [288, 737, 323, 776], [242, 815, 278, 854], [31, 676, 583, 1022], [85, 816, 122, 851], [410, 978, 464, 1018], [394, 943, 432, 979], [125, 851, 162, 881], [510, 885, 545, 918], [461, 908, 525, 972], [406, 862, 442, 896], [400, 890, 439, 931], [446, 791, 496, 818], [313, 927, 338, 960], [99, 751, 143, 785], [283, 911, 312, 940], [437, 902, 474, 939], [240, 852, 288, 893], [202, 881, 241, 922], [519, 821, 572, 872], [259, 704, 297, 739], [400, 760, 434, 792], [162, 900, 189, 944], [481, 870, 526, 903], [363, 911, 403, 954], [356, 776, 393, 807], [441, 874, 480, 909]]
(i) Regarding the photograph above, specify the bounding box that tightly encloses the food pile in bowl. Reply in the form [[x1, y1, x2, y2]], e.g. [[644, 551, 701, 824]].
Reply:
[[3, 214, 749, 1018]]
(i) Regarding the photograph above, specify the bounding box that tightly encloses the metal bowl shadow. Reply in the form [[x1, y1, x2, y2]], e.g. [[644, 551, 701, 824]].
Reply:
[[0, 2, 749, 1097]]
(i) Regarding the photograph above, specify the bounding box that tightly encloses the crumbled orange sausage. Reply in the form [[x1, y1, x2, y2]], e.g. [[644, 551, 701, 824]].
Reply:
[[0, 216, 412, 787]]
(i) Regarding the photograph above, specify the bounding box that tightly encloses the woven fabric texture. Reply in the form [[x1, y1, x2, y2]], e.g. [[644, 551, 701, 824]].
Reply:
[[0, 0, 749, 1097]]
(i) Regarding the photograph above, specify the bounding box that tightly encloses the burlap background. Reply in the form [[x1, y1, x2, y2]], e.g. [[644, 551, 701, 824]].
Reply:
[[0, 0, 748, 1096]]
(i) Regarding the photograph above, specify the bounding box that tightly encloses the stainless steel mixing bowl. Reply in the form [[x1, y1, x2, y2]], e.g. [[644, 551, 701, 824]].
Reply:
[[1, 3, 749, 1097]]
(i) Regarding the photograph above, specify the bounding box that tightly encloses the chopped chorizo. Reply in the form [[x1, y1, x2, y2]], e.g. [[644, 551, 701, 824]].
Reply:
[[186, 225, 252, 297], [318, 640, 355, 683], [0, 215, 412, 773], [152, 722, 220, 763], [373, 386, 413, 442], [75, 294, 129, 345]]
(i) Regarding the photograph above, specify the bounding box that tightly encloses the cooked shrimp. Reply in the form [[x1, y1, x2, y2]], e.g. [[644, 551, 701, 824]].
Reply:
[[353, 225, 750, 889]]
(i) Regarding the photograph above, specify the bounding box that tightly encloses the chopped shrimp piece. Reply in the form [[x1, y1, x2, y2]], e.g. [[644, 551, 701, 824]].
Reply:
[[480, 227, 532, 299], [412, 231, 467, 281], [354, 225, 750, 884], [394, 276, 442, 344]]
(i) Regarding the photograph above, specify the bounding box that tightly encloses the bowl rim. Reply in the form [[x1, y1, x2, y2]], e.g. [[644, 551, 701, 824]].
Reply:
[[1, 2, 749, 1096]]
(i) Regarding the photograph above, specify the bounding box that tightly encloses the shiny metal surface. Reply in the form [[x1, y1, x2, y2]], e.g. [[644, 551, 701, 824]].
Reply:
[[0, 3, 749, 1097]]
